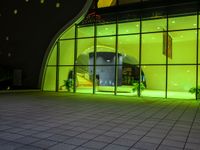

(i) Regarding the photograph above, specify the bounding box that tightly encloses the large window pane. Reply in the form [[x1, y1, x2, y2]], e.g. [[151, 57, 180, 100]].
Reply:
[[48, 45, 57, 65], [117, 34, 140, 96], [59, 40, 74, 65], [60, 26, 75, 39], [168, 30, 196, 64], [168, 15, 197, 30], [117, 64, 140, 96], [96, 36, 116, 65], [77, 38, 94, 65], [78, 25, 94, 38], [118, 35, 139, 65], [43, 67, 56, 91], [142, 33, 166, 64], [118, 21, 140, 34], [168, 65, 196, 99], [97, 24, 116, 36], [142, 65, 166, 98], [95, 66, 115, 95], [198, 29, 200, 64], [58, 66, 74, 92], [76, 65, 93, 94], [142, 18, 166, 33]]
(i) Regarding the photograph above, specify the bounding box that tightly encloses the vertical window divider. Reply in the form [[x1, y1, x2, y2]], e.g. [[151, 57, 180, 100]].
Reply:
[[196, 11, 199, 100], [93, 4, 97, 94], [73, 24, 78, 93], [115, 0, 119, 96], [138, 6, 142, 97], [165, 13, 169, 99], [56, 40, 60, 92]]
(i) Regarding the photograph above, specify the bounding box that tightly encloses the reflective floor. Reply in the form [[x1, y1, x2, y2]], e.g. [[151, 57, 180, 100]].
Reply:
[[0, 92, 199, 150]]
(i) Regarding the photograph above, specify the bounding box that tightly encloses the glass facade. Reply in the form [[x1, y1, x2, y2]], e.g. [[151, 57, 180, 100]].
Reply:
[[42, 2, 200, 100]]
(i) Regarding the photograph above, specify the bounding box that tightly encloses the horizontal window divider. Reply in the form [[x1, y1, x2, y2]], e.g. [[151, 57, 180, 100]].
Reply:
[[59, 38, 75, 41], [48, 64, 200, 67], [167, 63, 199, 66], [59, 28, 199, 41], [57, 65, 75, 67], [46, 65, 57, 67]]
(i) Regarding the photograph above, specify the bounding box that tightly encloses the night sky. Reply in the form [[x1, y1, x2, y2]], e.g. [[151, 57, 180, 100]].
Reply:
[[0, 0, 87, 89]]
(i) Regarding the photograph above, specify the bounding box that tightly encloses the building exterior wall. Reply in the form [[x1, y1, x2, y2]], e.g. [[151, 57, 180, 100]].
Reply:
[[42, 1, 200, 99]]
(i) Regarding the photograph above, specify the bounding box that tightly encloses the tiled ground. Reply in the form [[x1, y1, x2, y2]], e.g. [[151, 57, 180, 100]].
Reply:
[[0, 92, 199, 150]]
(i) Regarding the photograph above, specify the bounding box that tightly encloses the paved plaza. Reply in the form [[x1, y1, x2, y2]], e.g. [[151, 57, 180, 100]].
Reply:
[[0, 92, 199, 150]]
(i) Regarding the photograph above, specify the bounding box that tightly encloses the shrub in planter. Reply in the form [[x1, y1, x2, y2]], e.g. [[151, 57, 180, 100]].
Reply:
[[189, 87, 200, 99], [132, 81, 146, 96]]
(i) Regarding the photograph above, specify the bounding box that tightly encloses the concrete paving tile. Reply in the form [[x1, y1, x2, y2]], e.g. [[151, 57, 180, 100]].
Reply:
[[0, 132, 24, 141], [94, 135, 116, 143], [146, 131, 166, 138], [5, 127, 25, 133], [86, 129, 106, 135], [121, 133, 143, 140], [187, 137, 200, 144], [74, 146, 93, 150], [14, 136, 40, 144], [82, 140, 108, 149], [134, 141, 158, 150], [48, 143, 77, 150], [162, 139, 185, 149], [76, 133, 98, 140], [30, 139, 57, 148], [61, 129, 81, 136], [104, 131, 124, 138], [32, 132, 54, 139], [18, 129, 39, 136], [15, 145, 43, 150], [185, 142, 200, 150], [0, 142, 23, 150], [140, 136, 162, 144], [165, 134, 187, 142], [128, 129, 148, 136], [0, 138, 10, 145], [103, 144, 129, 150], [113, 138, 137, 147], [0, 125, 12, 131], [157, 144, 183, 150], [64, 137, 89, 146], [47, 134, 72, 142]]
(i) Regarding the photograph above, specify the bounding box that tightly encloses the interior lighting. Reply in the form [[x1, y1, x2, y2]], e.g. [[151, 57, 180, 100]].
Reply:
[[56, 2, 60, 8], [136, 24, 139, 27], [40, 0, 45, 4], [193, 23, 197, 26], [186, 70, 190, 73], [14, 9, 18, 15], [25, 0, 29, 2], [106, 59, 111, 62], [171, 20, 176, 24], [157, 26, 161, 30]]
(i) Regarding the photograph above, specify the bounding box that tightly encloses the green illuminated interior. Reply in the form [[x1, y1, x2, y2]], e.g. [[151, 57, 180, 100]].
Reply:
[[42, 14, 200, 99]]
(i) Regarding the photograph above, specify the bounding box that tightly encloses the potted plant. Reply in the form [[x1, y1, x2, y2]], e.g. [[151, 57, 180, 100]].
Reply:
[[189, 87, 200, 99], [64, 79, 73, 92], [132, 81, 146, 96]]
